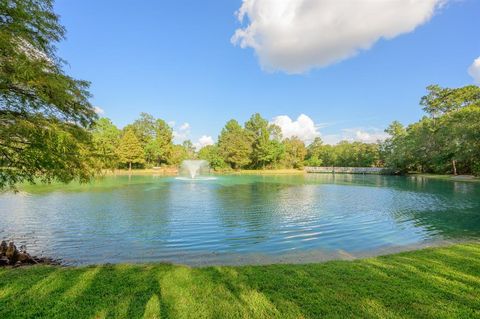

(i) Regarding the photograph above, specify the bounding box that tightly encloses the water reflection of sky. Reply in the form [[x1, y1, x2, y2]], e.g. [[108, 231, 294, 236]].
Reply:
[[1, 175, 479, 265]]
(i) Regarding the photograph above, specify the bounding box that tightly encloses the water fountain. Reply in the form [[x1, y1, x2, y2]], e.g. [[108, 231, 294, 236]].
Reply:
[[178, 160, 211, 179]]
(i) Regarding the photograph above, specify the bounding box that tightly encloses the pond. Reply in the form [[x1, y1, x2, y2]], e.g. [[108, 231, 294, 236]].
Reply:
[[1, 174, 479, 265]]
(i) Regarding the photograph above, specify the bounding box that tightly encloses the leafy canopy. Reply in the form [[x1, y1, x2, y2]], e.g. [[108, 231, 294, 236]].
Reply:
[[198, 145, 226, 170], [383, 84, 480, 175], [420, 85, 480, 118], [283, 137, 307, 169], [245, 113, 284, 169], [117, 129, 145, 169], [0, 0, 97, 189], [91, 118, 121, 170], [218, 120, 252, 169]]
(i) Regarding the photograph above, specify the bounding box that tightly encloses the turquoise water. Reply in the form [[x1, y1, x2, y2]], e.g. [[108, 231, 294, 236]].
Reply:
[[1, 174, 479, 265]]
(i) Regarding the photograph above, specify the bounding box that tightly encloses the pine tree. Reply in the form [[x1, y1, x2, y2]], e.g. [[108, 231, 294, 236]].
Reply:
[[118, 129, 145, 171], [245, 113, 283, 168], [218, 120, 252, 169]]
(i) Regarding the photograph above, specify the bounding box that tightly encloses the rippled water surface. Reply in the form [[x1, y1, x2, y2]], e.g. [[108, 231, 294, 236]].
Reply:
[[1, 174, 480, 265]]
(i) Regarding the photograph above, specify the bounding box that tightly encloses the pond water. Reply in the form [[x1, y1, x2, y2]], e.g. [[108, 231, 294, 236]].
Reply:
[[1, 174, 479, 265]]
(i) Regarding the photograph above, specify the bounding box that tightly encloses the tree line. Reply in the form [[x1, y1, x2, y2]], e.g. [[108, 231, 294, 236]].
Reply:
[[91, 113, 194, 170], [194, 116, 383, 170], [91, 112, 384, 171]]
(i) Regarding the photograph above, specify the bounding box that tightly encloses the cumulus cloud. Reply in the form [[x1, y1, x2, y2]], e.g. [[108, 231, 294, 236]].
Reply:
[[232, 0, 444, 73], [173, 122, 190, 143], [195, 135, 215, 150], [323, 128, 389, 144], [468, 56, 480, 84], [179, 122, 190, 130], [93, 106, 104, 115], [349, 129, 389, 143], [271, 114, 387, 145], [271, 114, 320, 144]]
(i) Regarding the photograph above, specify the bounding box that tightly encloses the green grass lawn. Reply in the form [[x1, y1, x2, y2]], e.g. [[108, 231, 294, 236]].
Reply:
[[1, 243, 479, 318]]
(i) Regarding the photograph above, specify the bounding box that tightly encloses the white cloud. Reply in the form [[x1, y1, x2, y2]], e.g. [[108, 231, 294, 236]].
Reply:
[[194, 135, 215, 150], [271, 114, 320, 144], [173, 122, 191, 143], [93, 106, 104, 115], [232, 0, 444, 73], [468, 56, 480, 84], [180, 122, 190, 130], [323, 128, 389, 144], [351, 129, 389, 143], [171, 123, 214, 149], [271, 114, 387, 145]]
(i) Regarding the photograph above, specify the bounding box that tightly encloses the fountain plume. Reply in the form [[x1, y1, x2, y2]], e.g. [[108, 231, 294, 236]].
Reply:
[[179, 160, 210, 179]]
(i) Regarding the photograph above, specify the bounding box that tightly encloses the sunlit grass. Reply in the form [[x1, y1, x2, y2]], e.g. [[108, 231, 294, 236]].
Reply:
[[1, 243, 479, 318]]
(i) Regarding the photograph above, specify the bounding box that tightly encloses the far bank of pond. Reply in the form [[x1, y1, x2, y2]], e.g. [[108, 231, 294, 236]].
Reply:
[[411, 173, 480, 183], [1, 243, 479, 318], [106, 168, 480, 180], [104, 168, 306, 176]]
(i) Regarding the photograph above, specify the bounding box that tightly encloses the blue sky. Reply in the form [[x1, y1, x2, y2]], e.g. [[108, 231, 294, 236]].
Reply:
[[54, 0, 480, 146]]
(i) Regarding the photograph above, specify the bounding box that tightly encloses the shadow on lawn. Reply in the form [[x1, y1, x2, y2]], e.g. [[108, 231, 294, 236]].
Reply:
[[0, 244, 479, 318]]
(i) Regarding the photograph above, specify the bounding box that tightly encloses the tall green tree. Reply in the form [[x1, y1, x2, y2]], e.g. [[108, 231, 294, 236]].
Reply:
[[91, 118, 121, 170], [267, 139, 285, 168], [117, 129, 145, 170], [145, 119, 173, 166], [168, 144, 188, 166], [198, 145, 226, 170], [420, 85, 480, 174], [441, 105, 480, 175], [0, 0, 97, 189], [125, 113, 156, 147], [218, 120, 252, 169], [283, 137, 307, 168], [124, 113, 175, 166], [244, 113, 283, 168], [382, 121, 409, 172], [420, 85, 480, 118], [317, 144, 338, 166], [305, 137, 324, 166]]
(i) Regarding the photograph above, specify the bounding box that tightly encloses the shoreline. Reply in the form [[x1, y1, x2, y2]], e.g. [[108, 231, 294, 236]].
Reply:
[[408, 173, 480, 183], [78, 239, 480, 267], [3, 238, 476, 268], [103, 168, 479, 181], [104, 168, 306, 176]]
